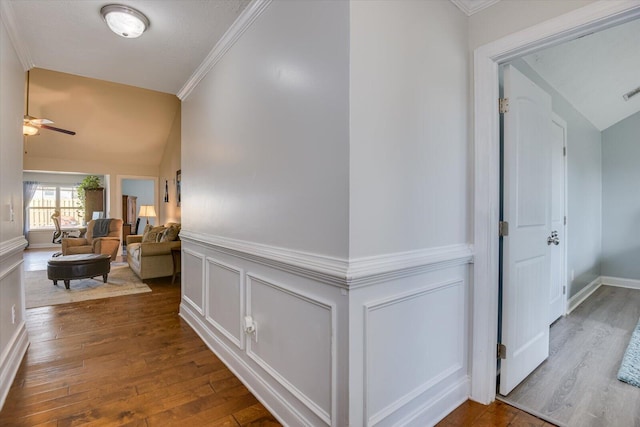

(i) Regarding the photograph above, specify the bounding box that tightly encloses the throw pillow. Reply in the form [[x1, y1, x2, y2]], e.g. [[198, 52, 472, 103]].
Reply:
[[159, 225, 180, 242], [142, 226, 166, 243]]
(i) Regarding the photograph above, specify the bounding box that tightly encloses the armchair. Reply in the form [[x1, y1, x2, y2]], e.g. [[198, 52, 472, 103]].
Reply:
[[61, 219, 123, 261]]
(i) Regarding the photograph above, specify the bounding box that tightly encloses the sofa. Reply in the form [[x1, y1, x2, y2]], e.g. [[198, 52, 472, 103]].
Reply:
[[61, 218, 123, 261], [126, 223, 181, 280]]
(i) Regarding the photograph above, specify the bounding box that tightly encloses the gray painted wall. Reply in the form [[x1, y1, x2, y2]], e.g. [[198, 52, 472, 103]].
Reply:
[[513, 59, 602, 298], [601, 111, 640, 280]]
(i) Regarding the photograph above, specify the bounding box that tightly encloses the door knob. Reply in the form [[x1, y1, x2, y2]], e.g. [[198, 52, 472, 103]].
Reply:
[[547, 231, 559, 246]]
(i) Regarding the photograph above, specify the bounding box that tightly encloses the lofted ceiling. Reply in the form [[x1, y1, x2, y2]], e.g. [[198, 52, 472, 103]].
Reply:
[[523, 18, 640, 131], [3, 0, 250, 95]]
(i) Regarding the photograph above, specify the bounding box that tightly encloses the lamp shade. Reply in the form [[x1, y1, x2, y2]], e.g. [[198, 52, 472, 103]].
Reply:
[[138, 205, 157, 218], [23, 124, 39, 136]]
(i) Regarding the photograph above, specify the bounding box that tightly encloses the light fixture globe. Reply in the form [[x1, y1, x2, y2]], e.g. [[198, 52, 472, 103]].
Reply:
[[100, 4, 149, 38]]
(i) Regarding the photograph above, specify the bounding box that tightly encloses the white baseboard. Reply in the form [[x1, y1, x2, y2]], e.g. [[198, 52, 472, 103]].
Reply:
[[0, 322, 29, 410], [396, 376, 470, 427], [600, 276, 640, 290], [27, 243, 59, 249], [567, 277, 602, 314]]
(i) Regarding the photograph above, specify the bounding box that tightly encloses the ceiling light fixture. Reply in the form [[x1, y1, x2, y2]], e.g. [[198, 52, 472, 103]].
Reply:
[[100, 4, 150, 39], [623, 86, 640, 101], [23, 124, 39, 136]]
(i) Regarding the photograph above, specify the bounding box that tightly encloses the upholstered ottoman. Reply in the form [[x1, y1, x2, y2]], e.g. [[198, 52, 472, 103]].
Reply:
[[47, 254, 111, 289]]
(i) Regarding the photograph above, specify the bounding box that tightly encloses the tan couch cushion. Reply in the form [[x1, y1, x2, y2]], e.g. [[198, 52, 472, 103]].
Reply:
[[142, 225, 166, 243]]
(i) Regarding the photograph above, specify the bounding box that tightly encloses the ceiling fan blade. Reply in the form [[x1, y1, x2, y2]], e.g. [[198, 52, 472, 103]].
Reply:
[[24, 115, 54, 125], [39, 124, 76, 136], [30, 118, 54, 125]]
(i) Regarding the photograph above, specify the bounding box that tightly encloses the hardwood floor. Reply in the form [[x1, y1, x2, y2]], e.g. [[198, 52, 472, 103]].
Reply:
[[501, 285, 640, 427], [437, 400, 557, 426], [0, 258, 280, 426]]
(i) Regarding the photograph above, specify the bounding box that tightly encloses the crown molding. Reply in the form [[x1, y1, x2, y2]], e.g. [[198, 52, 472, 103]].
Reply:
[[177, 0, 272, 100], [0, 0, 34, 71], [450, 0, 500, 16]]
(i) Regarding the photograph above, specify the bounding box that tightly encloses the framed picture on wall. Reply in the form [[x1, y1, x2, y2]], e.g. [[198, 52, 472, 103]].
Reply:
[[176, 169, 181, 207]]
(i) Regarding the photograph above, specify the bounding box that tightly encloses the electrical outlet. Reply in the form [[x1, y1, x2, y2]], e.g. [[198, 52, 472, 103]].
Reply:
[[11, 305, 16, 324]]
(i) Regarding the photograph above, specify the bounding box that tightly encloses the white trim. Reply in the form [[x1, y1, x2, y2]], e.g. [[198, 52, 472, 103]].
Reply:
[[449, 0, 500, 16], [348, 244, 473, 289], [364, 281, 464, 426], [0, 236, 28, 260], [26, 243, 59, 249], [246, 273, 336, 426], [179, 302, 308, 426], [600, 276, 640, 290], [177, 0, 272, 100], [0, 0, 34, 71], [0, 321, 29, 410], [182, 247, 205, 315], [204, 257, 245, 350], [180, 230, 472, 289], [395, 376, 470, 427], [472, 0, 640, 404], [566, 277, 602, 314], [551, 112, 568, 319]]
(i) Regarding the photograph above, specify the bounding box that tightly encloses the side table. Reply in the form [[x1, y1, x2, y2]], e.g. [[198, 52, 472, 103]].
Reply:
[[171, 247, 181, 284]]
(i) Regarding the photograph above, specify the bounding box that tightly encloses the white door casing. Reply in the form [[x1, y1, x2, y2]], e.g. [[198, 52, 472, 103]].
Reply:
[[499, 64, 552, 396], [471, 2, 640, 404], [549, 114, 567, 324]]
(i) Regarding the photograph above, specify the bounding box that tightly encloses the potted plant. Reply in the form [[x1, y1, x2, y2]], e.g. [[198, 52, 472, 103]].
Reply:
[[77, 175, 103, 223]]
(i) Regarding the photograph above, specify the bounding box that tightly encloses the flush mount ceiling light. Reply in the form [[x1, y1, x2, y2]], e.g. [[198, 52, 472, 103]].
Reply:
[[100, 4, 150, 39]]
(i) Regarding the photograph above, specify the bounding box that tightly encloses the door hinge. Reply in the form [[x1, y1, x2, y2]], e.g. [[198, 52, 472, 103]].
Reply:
[[499, 221, 509, 237], [563, 285, 566, 295], [564, 216, 567, 226], [498, 343, 507, 359], [563, 146, 567, 156], [499, 98, 509, 114]]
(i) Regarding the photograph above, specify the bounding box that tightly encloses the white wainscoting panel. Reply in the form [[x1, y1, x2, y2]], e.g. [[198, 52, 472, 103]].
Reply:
[[246, 273, 335, 426], [364, 279, 466, 426], [182, 248, 205, 315], [205, 258, 244, 349]]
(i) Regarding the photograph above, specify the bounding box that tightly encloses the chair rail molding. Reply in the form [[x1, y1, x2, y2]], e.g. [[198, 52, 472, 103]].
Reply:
[[0, 236, 28, 261], [180, 230, 473, 289]]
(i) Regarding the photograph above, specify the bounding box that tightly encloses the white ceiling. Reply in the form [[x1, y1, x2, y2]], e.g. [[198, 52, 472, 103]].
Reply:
[[523, 18, 640, 131], [3, 0, 250, 95]]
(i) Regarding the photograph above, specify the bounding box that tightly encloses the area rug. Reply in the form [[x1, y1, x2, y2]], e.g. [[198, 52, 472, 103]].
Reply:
[[25, 265, 151, 309], [618, 317, 640, 388]]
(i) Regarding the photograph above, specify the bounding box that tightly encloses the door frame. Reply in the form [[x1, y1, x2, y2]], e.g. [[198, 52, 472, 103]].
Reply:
[[551, 112, 569, 321], [471, 1, 640, 404]]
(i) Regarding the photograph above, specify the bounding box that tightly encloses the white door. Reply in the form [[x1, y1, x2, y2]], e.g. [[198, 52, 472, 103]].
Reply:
[[549, 114, 567, 324], [500, 65, 553, 396]]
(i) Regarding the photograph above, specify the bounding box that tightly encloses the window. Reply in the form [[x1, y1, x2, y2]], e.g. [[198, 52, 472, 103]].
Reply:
[[28, 184, 83, 229]]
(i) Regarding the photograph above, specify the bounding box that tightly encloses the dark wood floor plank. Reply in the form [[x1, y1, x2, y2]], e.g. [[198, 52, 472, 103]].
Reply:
[[0, 263, 280, 427]]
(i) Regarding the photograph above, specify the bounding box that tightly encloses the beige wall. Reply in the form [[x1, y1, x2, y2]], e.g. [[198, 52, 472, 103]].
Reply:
[[158, 104, 181, 225], [23, 69, 180, 222]]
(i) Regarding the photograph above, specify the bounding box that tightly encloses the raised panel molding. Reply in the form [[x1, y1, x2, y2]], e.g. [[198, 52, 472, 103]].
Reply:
[[180, 230, 473, 289], [204, 257, 244, 350], [0, 321, 28, 409], [182, 248, 205, 315], [246, 273, 336, 426], [364, 280, 466, 426]]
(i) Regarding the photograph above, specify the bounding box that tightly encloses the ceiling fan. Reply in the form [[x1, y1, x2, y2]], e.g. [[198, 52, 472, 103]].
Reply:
[[23, 71, 76, 136]]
